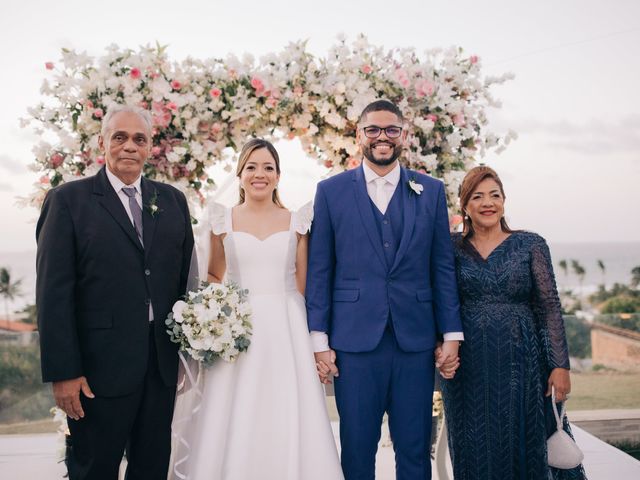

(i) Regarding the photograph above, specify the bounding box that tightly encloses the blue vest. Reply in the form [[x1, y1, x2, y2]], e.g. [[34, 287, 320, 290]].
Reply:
[[369, 180, 404, 269]]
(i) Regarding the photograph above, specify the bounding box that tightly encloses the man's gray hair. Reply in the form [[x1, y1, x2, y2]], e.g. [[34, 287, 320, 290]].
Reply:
[[100, 104, 153, 138]]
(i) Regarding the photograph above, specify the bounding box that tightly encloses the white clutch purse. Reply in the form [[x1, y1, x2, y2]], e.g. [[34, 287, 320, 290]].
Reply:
[[547, 386, 584, 469]]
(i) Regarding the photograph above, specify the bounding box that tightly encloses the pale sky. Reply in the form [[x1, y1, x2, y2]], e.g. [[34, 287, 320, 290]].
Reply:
[[0, 0, 639, 252]]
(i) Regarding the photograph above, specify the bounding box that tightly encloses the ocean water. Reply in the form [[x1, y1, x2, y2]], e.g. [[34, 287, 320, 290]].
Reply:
[[549, 242, 639, 291], [0, 242, 638, 314]]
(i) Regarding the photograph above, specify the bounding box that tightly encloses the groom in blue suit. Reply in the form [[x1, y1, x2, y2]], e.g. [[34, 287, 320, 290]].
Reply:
[[306, 100, 463, 479]]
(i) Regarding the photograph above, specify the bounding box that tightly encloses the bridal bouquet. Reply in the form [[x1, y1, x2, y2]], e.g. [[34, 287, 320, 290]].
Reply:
[[165, 281, 253, 365]]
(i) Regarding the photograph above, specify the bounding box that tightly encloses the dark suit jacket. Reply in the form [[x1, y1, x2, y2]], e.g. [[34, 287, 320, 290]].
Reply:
[[36, 166, 194, 397], [306, 165, 462, 352]]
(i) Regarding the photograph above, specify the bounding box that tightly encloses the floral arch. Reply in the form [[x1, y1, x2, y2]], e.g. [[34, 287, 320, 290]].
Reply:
[[23, 35, 515, 210]]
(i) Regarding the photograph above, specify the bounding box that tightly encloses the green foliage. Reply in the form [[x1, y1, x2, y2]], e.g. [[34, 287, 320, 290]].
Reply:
[[563, 316, 591, 359], [0, 344, 52, 423], [558, 259, 568, 277], [632, 266, 640, 288], [590, 283, 640, 304], [595, 313, 640, 332], [600, 296, 640, 314], [0, 267, 24, 319], [0, 344, 41, 389], [18, 303, 37, 325]]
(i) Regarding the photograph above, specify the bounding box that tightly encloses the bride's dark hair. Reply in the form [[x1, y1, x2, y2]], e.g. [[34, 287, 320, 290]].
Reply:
[[236, 138, 284, 208]]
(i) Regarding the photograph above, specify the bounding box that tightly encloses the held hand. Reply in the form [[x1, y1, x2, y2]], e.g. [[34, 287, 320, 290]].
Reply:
[[52, 376, 95, 420], [546, 368, 571, 402], [314, 349, 339, 384], [436, 341, 460, 379]]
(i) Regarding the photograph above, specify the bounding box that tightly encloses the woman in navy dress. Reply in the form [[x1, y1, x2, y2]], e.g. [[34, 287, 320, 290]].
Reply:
[[439, 166, 586, 479]]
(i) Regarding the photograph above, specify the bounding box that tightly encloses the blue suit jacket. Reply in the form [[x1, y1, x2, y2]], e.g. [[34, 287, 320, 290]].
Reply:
[[306, 165, 462, 352]]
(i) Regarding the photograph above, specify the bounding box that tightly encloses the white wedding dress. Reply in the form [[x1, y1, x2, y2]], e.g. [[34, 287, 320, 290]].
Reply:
[[171, 203, 343, 480]]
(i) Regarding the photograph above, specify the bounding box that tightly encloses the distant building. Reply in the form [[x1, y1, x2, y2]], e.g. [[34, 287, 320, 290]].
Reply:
[[591, 322, 640, 371], [0, 318, 38, 346]]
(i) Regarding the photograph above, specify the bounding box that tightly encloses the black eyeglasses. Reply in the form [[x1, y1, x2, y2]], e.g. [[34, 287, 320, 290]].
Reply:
[[361, 125, 403, 139]]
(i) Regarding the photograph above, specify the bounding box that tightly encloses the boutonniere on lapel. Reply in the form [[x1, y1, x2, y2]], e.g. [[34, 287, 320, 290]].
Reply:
[[146, 191, 162, 217], [408, 177, 424, 196]]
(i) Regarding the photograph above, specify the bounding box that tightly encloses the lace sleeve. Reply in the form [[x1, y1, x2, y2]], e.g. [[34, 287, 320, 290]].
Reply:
[[530, 234, 570, 370], [207, 202, 228, 235], [292, 201, 314, 235]]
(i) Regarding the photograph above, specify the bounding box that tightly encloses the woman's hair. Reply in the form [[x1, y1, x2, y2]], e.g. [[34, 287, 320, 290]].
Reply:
[[236, 138, 284, 207], [459, 165, 513, 237]]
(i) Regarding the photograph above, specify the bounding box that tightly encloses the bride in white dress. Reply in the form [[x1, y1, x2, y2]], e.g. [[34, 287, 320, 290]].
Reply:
[[171, 139, 343, 480]]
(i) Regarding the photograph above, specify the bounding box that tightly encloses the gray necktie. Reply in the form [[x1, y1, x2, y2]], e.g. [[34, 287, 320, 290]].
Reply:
[[122, 187, 143, 246]]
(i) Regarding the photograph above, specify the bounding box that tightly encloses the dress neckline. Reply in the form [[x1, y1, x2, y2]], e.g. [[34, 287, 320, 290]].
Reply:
[[468, 232, 515, 262], [228, 206, 293, 242]]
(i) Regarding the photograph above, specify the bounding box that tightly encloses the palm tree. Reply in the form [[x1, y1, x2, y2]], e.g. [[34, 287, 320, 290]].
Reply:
[[570, 260, 586, 291], [597, 259, 606, 287], [631, 266, 640, 289], [558, 259, 568, 278], [0, 267, 23, 321]]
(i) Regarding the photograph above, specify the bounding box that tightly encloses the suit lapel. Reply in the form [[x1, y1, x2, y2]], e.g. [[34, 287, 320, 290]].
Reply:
[[390, 167, 416, 273], [141, 177, 158, 259], [94, 167, 143, 253], [352, 167, 386, 268]]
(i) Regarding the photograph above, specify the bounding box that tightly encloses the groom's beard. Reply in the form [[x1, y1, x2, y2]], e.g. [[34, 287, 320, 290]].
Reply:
[[362, 141, 403, 167]]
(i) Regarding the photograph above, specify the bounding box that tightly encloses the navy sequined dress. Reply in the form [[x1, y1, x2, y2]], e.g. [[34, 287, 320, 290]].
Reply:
[[442, 231, 586, 480]]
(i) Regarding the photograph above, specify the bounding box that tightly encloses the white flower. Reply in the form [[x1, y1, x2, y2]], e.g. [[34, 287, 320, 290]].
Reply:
[[408, 179, 424, 195], [172, 301, 188, 323]]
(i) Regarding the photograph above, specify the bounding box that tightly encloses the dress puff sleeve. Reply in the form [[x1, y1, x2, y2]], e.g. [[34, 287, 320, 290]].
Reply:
[[292, 201, 314, 235], [530, 234, 571, 371], [207, 202, 229, 236]]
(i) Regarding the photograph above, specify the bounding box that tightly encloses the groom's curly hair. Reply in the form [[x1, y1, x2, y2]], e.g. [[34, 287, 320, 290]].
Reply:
[[358, 100, 404, 125]]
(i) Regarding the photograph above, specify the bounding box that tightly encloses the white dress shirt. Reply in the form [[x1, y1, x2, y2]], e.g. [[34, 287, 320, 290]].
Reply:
[[105, 167, 143, 223], [310, 161, 463, 352], [105, 168, 153, 322]]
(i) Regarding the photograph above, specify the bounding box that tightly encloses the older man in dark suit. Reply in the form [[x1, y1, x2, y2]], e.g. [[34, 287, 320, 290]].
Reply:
[[36, 105, 195, 480]]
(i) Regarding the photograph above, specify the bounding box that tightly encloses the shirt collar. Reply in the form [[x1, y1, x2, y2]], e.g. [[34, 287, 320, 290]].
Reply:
[[362, 161, 401, 186], [105, 167, 142, 194]]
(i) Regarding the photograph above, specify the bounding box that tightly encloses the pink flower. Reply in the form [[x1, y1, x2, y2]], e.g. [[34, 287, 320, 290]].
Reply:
[[45, 62, 54, 70], [138, 101, 148, 109], [93, 108, 104, 119], [151, 146, 162, 156], [347, 157, 361, 170], [453, 113, 465, 126], [415, 79, 435, 98], [153, 112, 171, 128], [449, 214, 463, 228], [210, 122, 223, 134], [324, 160, 333, 168], [39, 175, 50, 185], [426, 114, 438, 123], [165, 102, 178, 111], [293, 85, 303, 96], [171, 80, 182, 90], [266, 97, 278, 108], [395, 68, 410, 88], [470, 55, 479, 64], [250, 77, 265, 94], [130, 68, 141, 79], [209, 87, 222, 98], [95, 155, 105, 165], [50, 153, 64, 168], [361, 64, 373, 74], [85, 100, 94, 109]]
